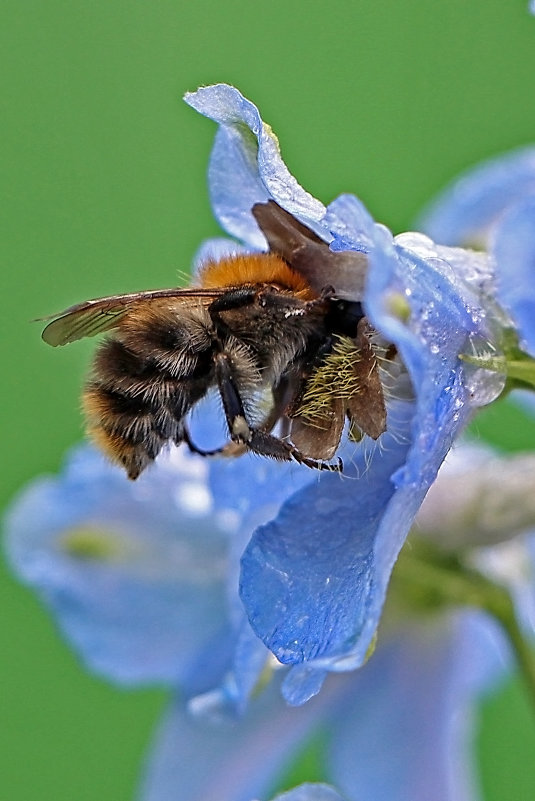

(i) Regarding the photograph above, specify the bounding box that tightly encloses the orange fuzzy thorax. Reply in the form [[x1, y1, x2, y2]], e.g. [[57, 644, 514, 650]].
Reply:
[[199, 253, 316, 299]]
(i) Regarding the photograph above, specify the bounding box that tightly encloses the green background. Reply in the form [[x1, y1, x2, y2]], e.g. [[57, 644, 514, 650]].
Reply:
[[3, 1, 535, 799]]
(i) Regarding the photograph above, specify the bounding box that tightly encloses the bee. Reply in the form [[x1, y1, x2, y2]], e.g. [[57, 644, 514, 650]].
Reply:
[[41, 201, 387, 479]]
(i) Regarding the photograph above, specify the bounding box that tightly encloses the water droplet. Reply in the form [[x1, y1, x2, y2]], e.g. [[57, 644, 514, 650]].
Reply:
[[463, 335, 506, 407]]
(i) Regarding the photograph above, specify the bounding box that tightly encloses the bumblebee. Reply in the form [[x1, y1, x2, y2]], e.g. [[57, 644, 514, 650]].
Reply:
[[42, 202, 387, 479]]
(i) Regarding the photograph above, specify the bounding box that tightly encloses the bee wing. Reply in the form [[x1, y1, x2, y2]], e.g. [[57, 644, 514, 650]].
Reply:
[[40, 287, 223, 346], [252, 200, 367, 300]]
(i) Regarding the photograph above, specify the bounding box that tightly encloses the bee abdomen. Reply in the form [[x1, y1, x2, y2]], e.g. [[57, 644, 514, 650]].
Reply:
[[84, 338, 213, 479], [82, 383, 168, 479], [118, 304, 214, 378]]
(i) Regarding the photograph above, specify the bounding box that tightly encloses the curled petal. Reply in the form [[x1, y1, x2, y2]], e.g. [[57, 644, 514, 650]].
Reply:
[[185, 84, 325, 248], [242, 404, 437, 705]]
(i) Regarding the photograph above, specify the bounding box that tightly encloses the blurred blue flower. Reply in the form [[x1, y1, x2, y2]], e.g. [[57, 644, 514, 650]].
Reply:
[[4, 410, 313, 711], [7, 439, 533, 801], [138, 443, 535, 801], [419, 148, 535, 358], [183, 84, 507, 702]]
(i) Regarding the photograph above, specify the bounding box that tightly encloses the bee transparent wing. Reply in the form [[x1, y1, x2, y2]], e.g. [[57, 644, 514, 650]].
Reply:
[[252, 200, 368, 300], [40, 287, 222, 346]]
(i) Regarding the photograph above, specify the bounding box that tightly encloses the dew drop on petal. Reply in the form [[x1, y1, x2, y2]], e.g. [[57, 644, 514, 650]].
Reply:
[[463, 335, 506, 407]]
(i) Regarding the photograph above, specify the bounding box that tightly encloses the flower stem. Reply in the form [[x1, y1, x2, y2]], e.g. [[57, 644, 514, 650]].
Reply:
[[393, 539, 535, 712], [487, 590, 535, 712]]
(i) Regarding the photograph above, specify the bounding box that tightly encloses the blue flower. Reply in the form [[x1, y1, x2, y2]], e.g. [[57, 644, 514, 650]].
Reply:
[[184, 84, 506, 702], [8, 439, 532, 801]]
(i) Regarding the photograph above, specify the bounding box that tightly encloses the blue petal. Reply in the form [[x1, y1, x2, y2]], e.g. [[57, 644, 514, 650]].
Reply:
[[323, 194, 376, 254], [4, 416, 315, 710], [329, 614, 502, 801], [493, 193, 535, 355], [4, 445, 233, 691], [241, 405, 424, 705], [139, 677, 342, 801], [185, 84, 325, 248], [206, 451, 318, 710], [367, 228, 500, 481], [208, 451, 314, 533], [417, 146, 535, 247]]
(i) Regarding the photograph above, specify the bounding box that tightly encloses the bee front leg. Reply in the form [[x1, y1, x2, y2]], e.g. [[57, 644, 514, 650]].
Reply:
[[214, 352, 342, 473]]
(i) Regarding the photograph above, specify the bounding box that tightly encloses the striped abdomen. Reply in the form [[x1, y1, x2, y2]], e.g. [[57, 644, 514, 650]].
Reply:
[[83, 303, 215, 479]]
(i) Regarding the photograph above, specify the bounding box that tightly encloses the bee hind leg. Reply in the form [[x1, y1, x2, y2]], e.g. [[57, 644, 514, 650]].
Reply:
[[248, 429, 343, 473], [214, 352, 342, 473]]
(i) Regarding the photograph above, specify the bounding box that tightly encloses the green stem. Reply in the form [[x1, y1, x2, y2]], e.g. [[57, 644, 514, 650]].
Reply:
[[489, 591, 535, 712], [394, 540, 535, 713]]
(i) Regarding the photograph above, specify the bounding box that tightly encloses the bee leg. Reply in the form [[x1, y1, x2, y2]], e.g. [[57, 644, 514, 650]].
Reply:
[[182, 427, 247, 459], [214, 352, 342, 473], [182, 427, 221, 457], [247, 429, 343, 473]]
